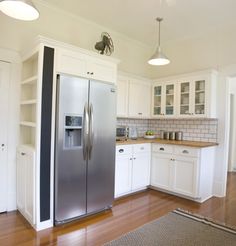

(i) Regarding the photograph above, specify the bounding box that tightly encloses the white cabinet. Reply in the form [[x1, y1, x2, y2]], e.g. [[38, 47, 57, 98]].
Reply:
[[153, 82, 176, 117], [17, 145, 35, 225], [116, 76, 129, 117], [56, 48, 117, 83], [128, 79, 151, 118], [152, 70, 217, 118], [151, 144, 215, 202], [115, 144, 151, 198]]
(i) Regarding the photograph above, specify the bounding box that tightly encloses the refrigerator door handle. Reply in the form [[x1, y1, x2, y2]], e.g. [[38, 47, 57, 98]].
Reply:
[[88, 103, 94, 160], [83, 103, 89, 160]]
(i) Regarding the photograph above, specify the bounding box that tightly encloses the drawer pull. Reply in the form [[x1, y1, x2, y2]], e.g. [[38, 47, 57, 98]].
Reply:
[[21, 152, 26, 156], [130, 158, 132, 160], [119, 149, 124, 153], [140, 147, 144, 150], [182, 150, 189, 154], [138, 112, 142, 115], [159, 147, 165, 151]]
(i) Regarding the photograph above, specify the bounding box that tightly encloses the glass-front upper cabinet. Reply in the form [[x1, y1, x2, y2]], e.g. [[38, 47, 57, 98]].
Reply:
[[153, 85, 162, 116], [179, 82, 190, 116], [194, 80, 205, 115], [165, 84, 175, 116]]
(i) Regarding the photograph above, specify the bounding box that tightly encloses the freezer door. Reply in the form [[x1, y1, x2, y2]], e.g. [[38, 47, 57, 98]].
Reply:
[[55, 74, 89, 223], [87, 80, 116, 214]]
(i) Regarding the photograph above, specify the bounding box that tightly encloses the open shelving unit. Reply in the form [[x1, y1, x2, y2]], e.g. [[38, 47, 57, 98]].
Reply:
[[19, 51, 39, 148]]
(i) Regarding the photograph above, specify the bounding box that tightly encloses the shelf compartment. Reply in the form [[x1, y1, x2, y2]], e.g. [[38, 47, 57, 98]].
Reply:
[[20, 99, 37, 105], [20, 121, 36, 127], [21, 75, 37, 85], [19, 125, 36, 147]]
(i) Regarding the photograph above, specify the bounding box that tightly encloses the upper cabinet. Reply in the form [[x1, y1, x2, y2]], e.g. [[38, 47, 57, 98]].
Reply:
[[56, 48, 118, 84], [117, 74, 152, 118], [152, 71, 217, 118]]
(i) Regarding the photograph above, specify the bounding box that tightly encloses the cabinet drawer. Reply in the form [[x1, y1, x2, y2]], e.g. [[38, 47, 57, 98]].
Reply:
[[116, 145, 132, 156], [133, 143, 151, 153], [174, 146, 199, 157], [152, 144, 174, 154]]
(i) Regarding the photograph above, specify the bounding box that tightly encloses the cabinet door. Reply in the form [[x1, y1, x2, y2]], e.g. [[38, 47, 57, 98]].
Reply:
[[193, 79, 206, 117], [115, 155, 132, 197], [88, 57, 116, 83], [153, 84, 163, 116], [178, 80, 192, 116], [172, 156, 198, 198], [151, 153, 172, 190], [16, 151, 25, 212], [117, 77, 129, 117], [163, 83, 176, 117], [24, 151, 35, 224], [132, 152, 150, 190], [129, 80, 151, 118]]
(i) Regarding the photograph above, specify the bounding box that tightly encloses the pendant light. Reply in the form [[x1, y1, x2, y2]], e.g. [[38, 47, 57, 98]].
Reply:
[[148, 17, 170, 66], [0, 0, 39, 21]]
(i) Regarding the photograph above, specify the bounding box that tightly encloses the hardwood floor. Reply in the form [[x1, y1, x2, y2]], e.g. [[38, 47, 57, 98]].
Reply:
[[0, 172, 236, 246]]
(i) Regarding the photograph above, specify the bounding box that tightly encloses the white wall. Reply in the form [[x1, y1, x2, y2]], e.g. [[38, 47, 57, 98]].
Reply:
[[0, 1, 152, 78], [0, 48, 21, 211]]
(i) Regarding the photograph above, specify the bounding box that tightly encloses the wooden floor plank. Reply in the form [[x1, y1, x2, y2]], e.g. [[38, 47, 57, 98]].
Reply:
[[0, 172, 235, 245]]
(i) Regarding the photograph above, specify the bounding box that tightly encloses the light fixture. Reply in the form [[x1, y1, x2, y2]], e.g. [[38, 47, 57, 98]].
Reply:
[[0, 0, 39, 21], [148, 17, 170, 66]]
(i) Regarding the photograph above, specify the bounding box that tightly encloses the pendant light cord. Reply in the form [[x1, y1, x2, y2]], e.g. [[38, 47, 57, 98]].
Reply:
[[156, 17, 163, 49]]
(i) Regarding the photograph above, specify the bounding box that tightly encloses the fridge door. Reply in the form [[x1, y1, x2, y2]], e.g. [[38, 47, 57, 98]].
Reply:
[[87, 80, 116, 214], [55, 74, 89, 223]]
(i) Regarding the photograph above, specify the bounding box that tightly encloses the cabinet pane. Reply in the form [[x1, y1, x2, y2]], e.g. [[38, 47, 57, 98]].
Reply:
[[165, 84, 174, 115], [180, 82, 190, 115], [154, 86, 162, 96], [154, 107, 161, 115], [195, 80, 205, 115], [153, 86, 162, 115]]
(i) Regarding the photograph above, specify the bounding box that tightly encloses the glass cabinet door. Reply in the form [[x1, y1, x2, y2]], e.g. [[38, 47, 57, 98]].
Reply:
[[153, 85, 162, 116], [194, 80, 205, 115], [179, 82, 190, 115], [165, 84, 174, 115]]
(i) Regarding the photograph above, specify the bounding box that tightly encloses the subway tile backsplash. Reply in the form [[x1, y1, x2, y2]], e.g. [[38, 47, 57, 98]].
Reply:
[[117, 118, 218, 142]]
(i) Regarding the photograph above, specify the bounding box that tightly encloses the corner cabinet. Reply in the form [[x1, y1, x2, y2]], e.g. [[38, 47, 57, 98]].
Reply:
[[151, 144, 215, 202], [115, 144, 151, 198], [116, 74, 152, 118], [152, 70, 217, 118]]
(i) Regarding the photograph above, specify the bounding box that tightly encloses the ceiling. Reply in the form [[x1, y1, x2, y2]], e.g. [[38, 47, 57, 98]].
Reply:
[[42, 0, 236, 46]]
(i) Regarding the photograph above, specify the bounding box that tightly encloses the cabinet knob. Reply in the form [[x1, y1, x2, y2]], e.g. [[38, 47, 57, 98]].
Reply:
[[133, 157, 136, 160], [130, 158, 133, 160], [1, 144, 4, 147], [87, 72, 90, 74], [90, 72, 94, 75]]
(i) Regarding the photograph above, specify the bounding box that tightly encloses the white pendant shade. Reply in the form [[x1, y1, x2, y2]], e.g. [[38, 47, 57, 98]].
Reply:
[[0, 0, 39, 21], [148, 47, 170, 66], [148, 17, 170, 66]]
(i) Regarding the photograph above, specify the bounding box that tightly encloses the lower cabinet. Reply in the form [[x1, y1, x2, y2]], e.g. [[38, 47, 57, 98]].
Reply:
[[115, 144, 151, 198], [151, 144, 215, 202], [16, 145, 35, 225]]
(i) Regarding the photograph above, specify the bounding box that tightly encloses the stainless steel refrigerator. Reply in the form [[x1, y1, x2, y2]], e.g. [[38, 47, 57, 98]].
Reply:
[[54, 74, 116, 225]]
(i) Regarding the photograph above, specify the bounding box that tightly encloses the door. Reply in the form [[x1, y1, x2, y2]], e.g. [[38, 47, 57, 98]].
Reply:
[[87, 80, 116, 213], [151, 153, 171, 190], [172, 156, 198, 197], [117, 76, 129, 117], [129, 79, 151, 118], [55, 75, 88, 223], [115, 155, 132, 198], [0, 61, 10, 213], [178, 80, 192, 116], [132, 153, 150, 190], [153, 84, 163, 116]]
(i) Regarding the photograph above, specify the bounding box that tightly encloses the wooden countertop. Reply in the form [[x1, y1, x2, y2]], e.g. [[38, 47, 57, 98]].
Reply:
[[116, 138, 218, 148]]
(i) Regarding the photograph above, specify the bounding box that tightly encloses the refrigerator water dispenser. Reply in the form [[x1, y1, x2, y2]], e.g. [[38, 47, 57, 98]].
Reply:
[[64, 115, 82, 148]]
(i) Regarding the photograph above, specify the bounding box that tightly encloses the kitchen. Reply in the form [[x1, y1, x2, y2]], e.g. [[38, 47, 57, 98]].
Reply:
[[0, 0, 236, 245]]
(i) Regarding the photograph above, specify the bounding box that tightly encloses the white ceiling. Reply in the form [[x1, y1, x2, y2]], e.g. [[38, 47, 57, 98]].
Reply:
[[43, 0, 236, 46]]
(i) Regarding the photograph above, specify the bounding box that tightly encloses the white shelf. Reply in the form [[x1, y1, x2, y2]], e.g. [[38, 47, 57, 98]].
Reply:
[[20, 99, 37, 105], [20, 121, 36, 127], [21, 75, 37, 85]]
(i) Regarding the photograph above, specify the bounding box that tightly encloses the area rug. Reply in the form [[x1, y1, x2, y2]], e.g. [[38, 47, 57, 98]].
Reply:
[[104, 209, 236, 246]]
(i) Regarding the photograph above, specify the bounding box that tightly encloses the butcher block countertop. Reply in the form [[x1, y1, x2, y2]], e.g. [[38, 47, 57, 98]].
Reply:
[[116, 138, 218, 148]]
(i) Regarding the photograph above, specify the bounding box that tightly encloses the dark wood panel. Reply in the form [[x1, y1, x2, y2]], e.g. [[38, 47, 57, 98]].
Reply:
[[0, 173, 235, 245]]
